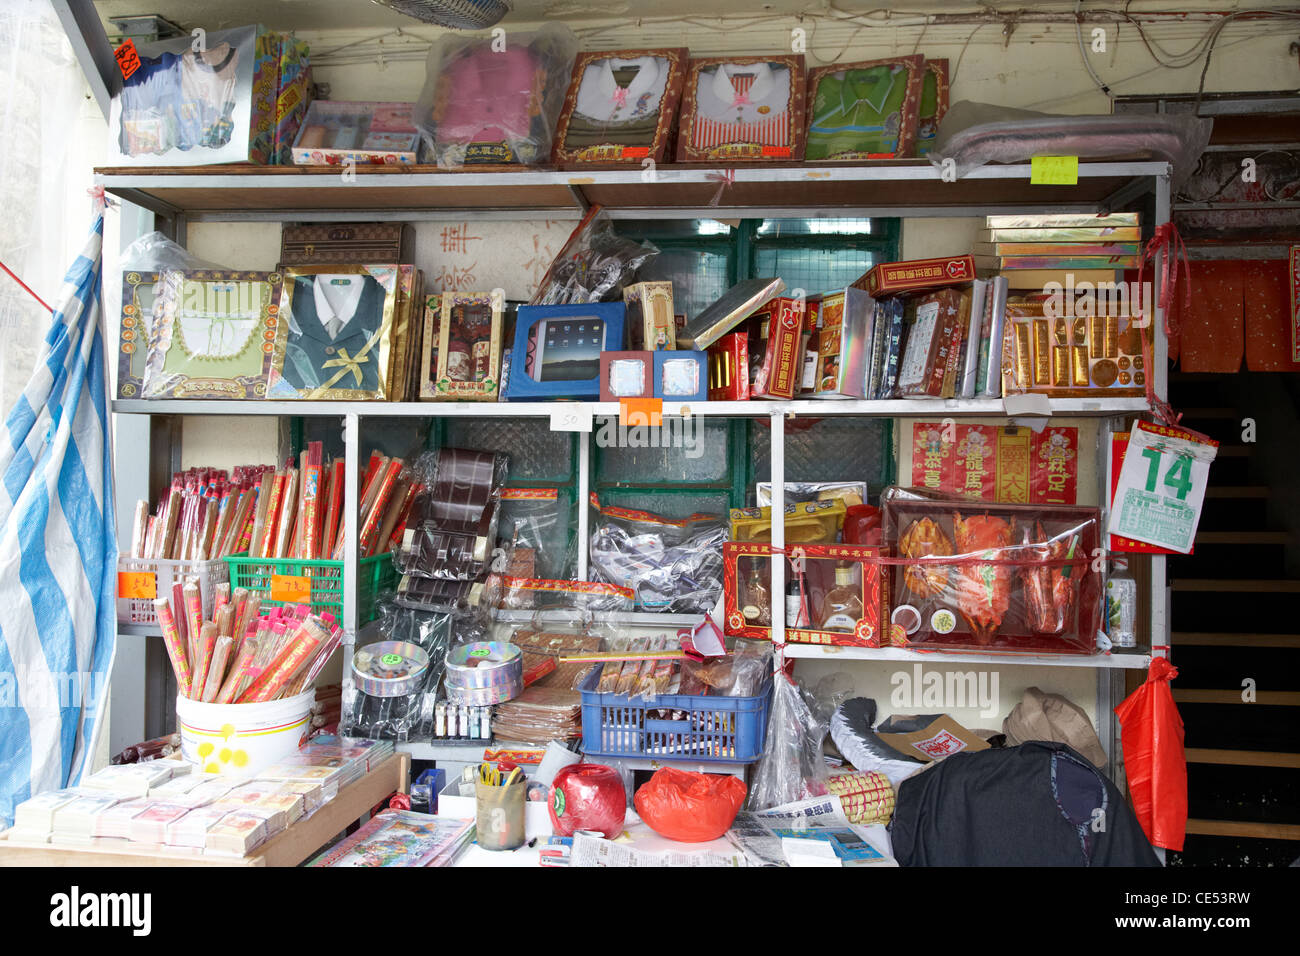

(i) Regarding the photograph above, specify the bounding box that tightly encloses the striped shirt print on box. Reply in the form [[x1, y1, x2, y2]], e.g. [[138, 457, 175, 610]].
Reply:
[[691, 69, 791, 151]]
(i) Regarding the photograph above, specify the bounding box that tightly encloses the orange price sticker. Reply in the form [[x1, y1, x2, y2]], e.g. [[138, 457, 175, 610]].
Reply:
[[761, 145, 792, 158], [270, 573, 312, 604], [117, 571, 156, 600], [622, 146, 651, 159], [619, 397, 662, 427], [114, 40, 142, 80]]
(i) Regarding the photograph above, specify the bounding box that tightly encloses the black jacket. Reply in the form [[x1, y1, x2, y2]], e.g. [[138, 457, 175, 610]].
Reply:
[[891, 741, 1161, 867]]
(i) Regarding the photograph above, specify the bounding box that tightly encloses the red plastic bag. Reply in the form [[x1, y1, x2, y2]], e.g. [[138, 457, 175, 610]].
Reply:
[[634, 767, 747, 842], [548, 763, 626, 838], [1114, 656, 1187, 851]]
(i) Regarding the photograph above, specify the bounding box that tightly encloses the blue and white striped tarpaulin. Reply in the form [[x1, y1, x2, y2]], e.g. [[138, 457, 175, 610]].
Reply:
[[0, 212, 116, 827]]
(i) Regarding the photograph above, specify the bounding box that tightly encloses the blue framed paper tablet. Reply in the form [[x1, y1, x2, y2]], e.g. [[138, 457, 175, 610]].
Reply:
[[653, 349, 708, 402], [504, 302, 625, 400]]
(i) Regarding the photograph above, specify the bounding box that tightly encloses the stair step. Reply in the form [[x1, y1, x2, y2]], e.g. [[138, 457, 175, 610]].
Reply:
[[1173, 689, 1300, 705], [1185, 748, 1300, 768], [1193, 531, 1291, 545], [1215, 446, 1250, 458], [1185, 819, 1300, 841], [1172, 579, 1300, 593], [1175, 633, 1300, 648], [1205, 486, 1269, 498]]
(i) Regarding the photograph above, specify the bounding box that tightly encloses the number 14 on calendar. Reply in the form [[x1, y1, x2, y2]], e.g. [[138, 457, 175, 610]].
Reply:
[[1108, 421, 1219, 555]]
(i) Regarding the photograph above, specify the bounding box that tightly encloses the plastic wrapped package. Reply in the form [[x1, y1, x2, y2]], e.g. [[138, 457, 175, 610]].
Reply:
[[342, 603, 451, 740], [491, 686, 583, 745], [394, 448, 509, 581], [497, 488, 576, 581], [496, 577, 634, 614], [528, 206, 659, 306], [589, 500, 727, 614], [548, 763, 626, 838], [928, 101, 1213, 187], [115, 235, 229, 400], [746, 670, 831, 810], [635, 767, 747, 842], [883, 486, 1102, 654], [414, 24, 578, 168], [510, 624, 606, 691], [755, 481, 867, 509]]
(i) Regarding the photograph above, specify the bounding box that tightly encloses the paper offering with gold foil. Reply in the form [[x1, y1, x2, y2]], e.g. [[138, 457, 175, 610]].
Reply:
[[268, 266, 398, 400], [1000, 295, 1148, 398], [141, 270, 285, 399]]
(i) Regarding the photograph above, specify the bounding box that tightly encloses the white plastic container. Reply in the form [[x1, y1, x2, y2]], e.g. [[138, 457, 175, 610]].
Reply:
[[176, 690, 315, 778]]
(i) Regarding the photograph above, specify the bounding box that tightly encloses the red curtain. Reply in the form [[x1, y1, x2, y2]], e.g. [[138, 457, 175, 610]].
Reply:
[[1172, 258, 1300, 372]]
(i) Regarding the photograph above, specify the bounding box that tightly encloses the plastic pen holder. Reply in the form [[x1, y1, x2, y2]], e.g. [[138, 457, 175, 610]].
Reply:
[[476, 779, 527, 851]]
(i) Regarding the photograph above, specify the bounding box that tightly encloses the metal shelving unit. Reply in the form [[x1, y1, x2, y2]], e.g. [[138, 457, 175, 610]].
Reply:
[[95, 158, 1174, 775]]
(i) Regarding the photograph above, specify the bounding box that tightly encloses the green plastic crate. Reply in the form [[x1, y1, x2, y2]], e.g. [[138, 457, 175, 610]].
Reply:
[[223, 553, 397, 624]]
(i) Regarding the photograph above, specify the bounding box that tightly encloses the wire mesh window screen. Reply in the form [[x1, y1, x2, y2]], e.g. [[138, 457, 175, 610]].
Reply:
[[747, 418, 892, 498], [752, 246, 878, 298]]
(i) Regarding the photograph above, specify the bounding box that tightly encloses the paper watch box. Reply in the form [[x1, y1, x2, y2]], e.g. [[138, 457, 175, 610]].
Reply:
[[428, 291, 504, 401], [722, 542, 888, 648], [707, 331, 749, 401], [140, 270, 284, 399], [806, 56, 924, 162], [1001, 297, 1147, 398], [675, 54, 807, 163], [809, 287, 876, 399], [292, 101, 421, 166], [267, 266, 399, 400], [600, 351, 653, 401], [653, 350, 708, 402], [387, 266, 425, 403], [623, 281, 676, 350], [747, 296, 808, 400], [678, 277, 785, 350], [882, 491, 1102, 655], [108, 25, 306, 166], [853, 255, 976, 297], [915, 59, 949, 158], [279, 222, 415, 267], [117, 270, 161, 399], [895, 287, 965, 398], [552, 48, 688, 166], [503, 302, 625, 401]]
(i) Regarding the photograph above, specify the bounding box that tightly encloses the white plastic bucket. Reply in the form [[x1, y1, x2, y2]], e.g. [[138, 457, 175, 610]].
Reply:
[[176, 690, 314, 778]]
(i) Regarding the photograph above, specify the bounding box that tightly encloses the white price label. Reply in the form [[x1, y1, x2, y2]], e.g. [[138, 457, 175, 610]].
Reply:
[[1107, 421, 1218, 554], [549, 406, 592, 433]]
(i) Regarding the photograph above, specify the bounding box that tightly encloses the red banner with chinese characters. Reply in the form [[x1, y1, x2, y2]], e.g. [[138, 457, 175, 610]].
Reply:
[[911, 423, 1079, 504]]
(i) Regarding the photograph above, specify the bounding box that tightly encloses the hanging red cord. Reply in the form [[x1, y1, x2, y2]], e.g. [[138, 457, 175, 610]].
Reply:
[[0, 259, 53, 314]]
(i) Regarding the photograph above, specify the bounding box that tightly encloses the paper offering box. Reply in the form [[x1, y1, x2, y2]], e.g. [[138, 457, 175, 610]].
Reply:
[[882, 488, 1103, 655], [503, 302, 626, 401], [723, 542, 888, 648], [140, 271, 284, 399], [806, 55, 924, 161], [1000, 296, 1149, 398], [267, 266, 399, 400], [676, 55, 807, 162], [430, 291, 504, 401]]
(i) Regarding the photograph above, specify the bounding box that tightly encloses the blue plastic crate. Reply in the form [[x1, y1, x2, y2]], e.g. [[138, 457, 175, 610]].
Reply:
[[578, 667, 771, 764]]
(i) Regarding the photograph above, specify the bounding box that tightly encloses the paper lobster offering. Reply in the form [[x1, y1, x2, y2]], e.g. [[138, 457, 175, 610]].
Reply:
[[882, 487, 1102, 654]]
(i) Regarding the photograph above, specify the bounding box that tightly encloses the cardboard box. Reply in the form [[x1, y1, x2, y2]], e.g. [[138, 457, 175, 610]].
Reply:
[[430, 291, 504, 401], [624, 281, 676, 350], [678, 278, 784, 350], [722, 542, 889, 648], [707, 331, 749, 401], [600, 351, 653, 401], [915, 59, 949, 158], [653, 350, 707, 402], [273, 37, 312, 164], [676, 54, 807, 163], [896, 288, 964, 398], [877, 715, 988, 763], [292, 101, 420, 166], [552, 48, 688, 166], [749, 297, 808, 400], [854, 255, 976, 297], [1001, 297, 1147, 398], [116, 270, 159, 399], [503, 303, 626, 401], [108, 25, 306, 166]]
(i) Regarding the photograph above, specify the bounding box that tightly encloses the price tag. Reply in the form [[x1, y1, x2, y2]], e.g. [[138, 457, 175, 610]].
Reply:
[[549, 406, 592, 433], [1107, 421, 1218, 554], [619, 397, 662, 427], [117, 570, 156, 600], [1030, 155, 1079, 186], [270, 573, 312, 604], [114, 40, 142, 80]]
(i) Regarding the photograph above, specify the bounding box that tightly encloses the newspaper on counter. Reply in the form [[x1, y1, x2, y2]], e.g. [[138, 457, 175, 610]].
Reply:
[[570, 824, 746, 867]]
